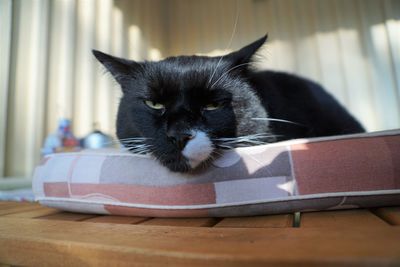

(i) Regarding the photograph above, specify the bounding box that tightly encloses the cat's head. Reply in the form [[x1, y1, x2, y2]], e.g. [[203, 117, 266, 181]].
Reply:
[[93, 35, 272, 172]]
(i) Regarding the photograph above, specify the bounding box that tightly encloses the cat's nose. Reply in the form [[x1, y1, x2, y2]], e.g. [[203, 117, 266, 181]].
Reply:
[[167, 131, 195, 150]]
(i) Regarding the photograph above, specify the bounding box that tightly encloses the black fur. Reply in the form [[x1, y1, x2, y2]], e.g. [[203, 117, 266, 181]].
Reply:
[[93, 35, 364, 172], [250, 71, 364, 141]]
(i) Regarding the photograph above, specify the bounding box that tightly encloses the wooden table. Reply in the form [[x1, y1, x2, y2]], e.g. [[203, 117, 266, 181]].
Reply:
[[0, 201, 399, 266]]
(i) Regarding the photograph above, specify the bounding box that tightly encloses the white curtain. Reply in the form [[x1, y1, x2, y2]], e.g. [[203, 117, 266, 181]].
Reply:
[[1, 0, 399, 178]]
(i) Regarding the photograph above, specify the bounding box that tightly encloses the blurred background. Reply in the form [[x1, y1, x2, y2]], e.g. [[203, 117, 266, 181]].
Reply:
[[0, 0, 399, 180]]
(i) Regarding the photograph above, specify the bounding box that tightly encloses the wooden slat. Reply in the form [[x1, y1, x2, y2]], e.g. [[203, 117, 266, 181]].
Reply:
[[300, 209, 388, 228], [37, 212, 98, 221], [0, 201, 20, 208], [0, 217, 400, 266], [0, 203, 43, 216], [84, 215, 149, 224], [215, 214, 293, 228], [140, 218, 219, 227], [373, 207, 400, 225], [0, 201, 36, 209], [4, 207, 60, 218]]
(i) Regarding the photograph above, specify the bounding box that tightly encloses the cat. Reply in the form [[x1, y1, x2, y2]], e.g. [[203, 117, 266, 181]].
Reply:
[[93, 35, 364, 172]]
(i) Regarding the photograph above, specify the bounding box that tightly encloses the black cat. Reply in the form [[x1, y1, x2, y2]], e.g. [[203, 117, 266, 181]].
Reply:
[[93, 35, 364, 172]]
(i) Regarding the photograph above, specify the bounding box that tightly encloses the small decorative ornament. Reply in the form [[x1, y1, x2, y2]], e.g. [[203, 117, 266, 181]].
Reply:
[[82, 130, 113, 149], [41, 119, 81, 155]]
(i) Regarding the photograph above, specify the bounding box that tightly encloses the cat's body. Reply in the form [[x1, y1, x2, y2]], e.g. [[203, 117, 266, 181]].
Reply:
[[93, 35, 364, 172], [249, 71, 364, 141]]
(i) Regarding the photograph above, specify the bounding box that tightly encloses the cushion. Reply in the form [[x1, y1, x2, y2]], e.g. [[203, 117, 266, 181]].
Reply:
[[32, 130, 400, 217]]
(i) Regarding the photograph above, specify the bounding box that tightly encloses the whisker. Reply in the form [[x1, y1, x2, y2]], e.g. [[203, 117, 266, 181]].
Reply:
[[124, 148, 152, 155], [122, 144, 151, 148], [121, 143, 153, 155], [206, 0, 239, 88], [102, 137, 150, 146], [213, 133, 278, 141], [215, 144, 234, 150], [122, 144, 152, 149], [212, 132, 282, 149], [251, 117, 305, 126], [118, 137, 151, 142], [210, 62, 253, 88], [120, 141, 149, 146], [121, 146, 149, 152]]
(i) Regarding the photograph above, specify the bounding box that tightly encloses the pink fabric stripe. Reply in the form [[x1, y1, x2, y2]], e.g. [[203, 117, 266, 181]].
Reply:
[[44, 182, 70, 197], [291, 136, 400, 195], [67, 183, 216, 205], [104, 205, 209, 217], [384, 135, 400, 188]]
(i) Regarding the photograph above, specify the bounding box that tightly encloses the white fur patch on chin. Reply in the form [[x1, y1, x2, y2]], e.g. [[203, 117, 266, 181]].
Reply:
[[181, 130, 213, 169]]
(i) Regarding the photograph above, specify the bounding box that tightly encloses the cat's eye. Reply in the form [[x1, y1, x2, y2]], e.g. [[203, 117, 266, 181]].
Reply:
[[144, 100, 165, 110], [204, 103, 222, 111]]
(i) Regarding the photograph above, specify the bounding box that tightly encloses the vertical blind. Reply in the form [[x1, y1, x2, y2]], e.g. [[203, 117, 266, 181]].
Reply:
[[1, 0, 399, 178]]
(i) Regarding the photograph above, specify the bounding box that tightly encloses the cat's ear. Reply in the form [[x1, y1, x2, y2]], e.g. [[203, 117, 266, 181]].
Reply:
[[228, 34, 268, 65], [92, 50, 142, 85]]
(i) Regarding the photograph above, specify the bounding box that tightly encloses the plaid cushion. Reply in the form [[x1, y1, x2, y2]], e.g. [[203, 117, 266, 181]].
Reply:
[[33, 130, 400, 217]]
